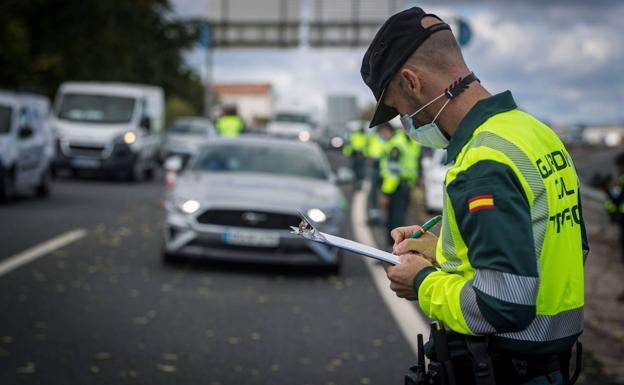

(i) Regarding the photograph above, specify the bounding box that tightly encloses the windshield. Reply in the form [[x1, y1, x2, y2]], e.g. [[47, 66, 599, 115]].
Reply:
[[193, 144, 328, 180], [169, 122, 212, 135], [273, 113, 310, 124], [57, 93, 136, 123], [0, 105, 11, 134]]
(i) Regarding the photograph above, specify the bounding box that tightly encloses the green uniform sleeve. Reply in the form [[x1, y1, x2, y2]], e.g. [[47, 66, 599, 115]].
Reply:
[[416, 160, 538, 335]]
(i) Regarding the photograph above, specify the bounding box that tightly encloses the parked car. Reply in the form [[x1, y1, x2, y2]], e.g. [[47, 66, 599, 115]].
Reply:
[[161, 117, 217, 166], [422, 149, 451, 213], [162, 136, 348, 272], [51, 82, 164, 181], [0, 91, 55, 202]]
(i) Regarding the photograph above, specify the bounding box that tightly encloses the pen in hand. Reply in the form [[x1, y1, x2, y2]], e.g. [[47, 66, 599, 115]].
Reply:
[[410, 215, 443, 239]]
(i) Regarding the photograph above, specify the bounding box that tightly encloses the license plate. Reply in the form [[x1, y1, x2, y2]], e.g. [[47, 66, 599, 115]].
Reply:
[[71, 158, 101, 169], [223, 229, 280, 247]]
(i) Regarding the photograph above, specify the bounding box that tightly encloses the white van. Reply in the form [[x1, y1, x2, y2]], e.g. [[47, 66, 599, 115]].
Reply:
[[0, 91, 55, 202], [50, 82, 164, 181], [265, 108, 320, 142]]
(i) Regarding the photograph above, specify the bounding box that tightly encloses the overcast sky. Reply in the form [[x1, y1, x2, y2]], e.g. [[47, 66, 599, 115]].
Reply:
[[173, 0, 624, 125]]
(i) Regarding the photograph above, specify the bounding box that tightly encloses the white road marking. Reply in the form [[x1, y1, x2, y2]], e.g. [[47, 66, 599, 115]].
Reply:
[[0, 229, 87, 277], [352, 182, 429, 356]]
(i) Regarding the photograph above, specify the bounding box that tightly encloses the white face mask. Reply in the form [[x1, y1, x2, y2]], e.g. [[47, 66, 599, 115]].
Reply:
[[399, 92, 450, 149]]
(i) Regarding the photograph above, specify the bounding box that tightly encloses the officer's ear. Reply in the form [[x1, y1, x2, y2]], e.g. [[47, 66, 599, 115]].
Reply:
[[399, 66, 424, 100]]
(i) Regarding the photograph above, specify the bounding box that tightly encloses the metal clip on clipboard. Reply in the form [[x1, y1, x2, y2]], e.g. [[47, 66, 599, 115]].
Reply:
[[290, 211, 400, 265]]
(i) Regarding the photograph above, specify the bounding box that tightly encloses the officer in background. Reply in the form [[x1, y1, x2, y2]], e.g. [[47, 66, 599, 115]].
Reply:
[[604, 152, 624, 264], [361, 7, 588, 385], [215, 105, 245, 137], [342, 124, 368, 189], [366, 122, 392, 224], [379, 127, 420, 245]]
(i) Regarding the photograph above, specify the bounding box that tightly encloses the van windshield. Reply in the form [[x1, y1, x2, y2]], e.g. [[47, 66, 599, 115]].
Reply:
[[57, 93, 136, 124], [0, 105, 12, 134], [274, 113, 310, 124]]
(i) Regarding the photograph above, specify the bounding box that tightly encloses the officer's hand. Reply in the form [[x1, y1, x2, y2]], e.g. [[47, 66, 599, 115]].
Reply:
[[384, 253, 432, 301], [379, 194, 390, 209], [391, 226, 438, 264]]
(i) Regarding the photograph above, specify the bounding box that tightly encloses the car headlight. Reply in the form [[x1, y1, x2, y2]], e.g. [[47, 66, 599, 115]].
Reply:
[[298, 130, 311, 142], [307, 208, 327, 223], [175, 199, 201, 214]]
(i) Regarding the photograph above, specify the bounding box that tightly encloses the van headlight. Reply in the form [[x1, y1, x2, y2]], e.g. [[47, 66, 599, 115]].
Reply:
[[114, 131, 137, 145], [298, 130, 311, 142], [123, 132, 136, 145], [307, 208, 327, 223]]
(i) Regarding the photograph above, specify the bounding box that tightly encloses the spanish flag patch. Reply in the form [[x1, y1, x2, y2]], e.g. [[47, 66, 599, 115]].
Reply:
[[468, 195, 494, 213]]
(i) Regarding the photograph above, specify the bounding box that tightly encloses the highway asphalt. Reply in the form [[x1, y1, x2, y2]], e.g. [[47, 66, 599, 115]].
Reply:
[[0, 152, 417, 385]]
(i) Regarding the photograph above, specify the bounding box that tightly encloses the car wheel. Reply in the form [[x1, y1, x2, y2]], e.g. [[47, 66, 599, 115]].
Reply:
[[325, 252, 343, 275], [162, 250, 178, 264], [36, 167, 53, 197], [0, 168, 15, 203]]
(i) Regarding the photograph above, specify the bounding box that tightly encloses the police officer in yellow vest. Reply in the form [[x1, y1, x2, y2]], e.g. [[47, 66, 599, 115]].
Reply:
[[379, 128, 421, 244], [342, 124, 368, 189], [603, 152, 624, 264], [361, 7, 588, 385], [366, 123, 392, 223], [216, 105, 245, 137]]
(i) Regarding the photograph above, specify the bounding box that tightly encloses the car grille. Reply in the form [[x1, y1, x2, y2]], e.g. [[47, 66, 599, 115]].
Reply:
[[196, 210, 300, 230], [67, 143, 107, 158]]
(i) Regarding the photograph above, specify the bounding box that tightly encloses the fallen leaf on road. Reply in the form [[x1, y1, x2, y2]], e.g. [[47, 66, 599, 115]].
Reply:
[[162, 353, 178, 361], [16, 362, 35, 374], [95, 352, 111, 360], [157, 364, 176, 373]]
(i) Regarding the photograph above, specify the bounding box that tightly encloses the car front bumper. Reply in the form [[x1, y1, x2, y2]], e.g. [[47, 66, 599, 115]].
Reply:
[[163, 211, 342, 266]]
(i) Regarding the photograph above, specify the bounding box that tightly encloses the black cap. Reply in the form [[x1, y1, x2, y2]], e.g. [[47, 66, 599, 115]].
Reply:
[[361, 7, 451, 127]]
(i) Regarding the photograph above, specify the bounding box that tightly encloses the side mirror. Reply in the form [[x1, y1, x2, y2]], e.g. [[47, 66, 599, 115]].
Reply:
[[140, 116, 151, 132], [164, 156, 183, 173], [336, 166, 354, 184], [19, 125, 34, 140]]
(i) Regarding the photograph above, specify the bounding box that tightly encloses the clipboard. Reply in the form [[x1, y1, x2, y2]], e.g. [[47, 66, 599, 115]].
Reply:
[[290, 211, 400, 265]]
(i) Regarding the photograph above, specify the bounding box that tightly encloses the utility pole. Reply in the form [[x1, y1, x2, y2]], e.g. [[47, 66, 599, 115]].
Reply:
[[202, 19, 213, 119]]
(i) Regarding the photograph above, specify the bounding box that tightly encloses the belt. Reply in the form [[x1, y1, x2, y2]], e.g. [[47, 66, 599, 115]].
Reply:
[[449, 352, 563, 385], [492, 354, 561, 384]]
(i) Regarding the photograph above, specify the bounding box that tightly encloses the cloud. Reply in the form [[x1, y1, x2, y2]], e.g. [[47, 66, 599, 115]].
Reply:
[[176, 0, 624, 125]]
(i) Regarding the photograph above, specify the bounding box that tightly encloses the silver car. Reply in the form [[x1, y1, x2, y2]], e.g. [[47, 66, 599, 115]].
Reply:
[[163, 136, 347, 271], [161, 117, 217, 165]]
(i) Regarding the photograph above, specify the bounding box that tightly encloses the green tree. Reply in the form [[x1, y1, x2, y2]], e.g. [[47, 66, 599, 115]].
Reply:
[[0, 0, 203, 113]]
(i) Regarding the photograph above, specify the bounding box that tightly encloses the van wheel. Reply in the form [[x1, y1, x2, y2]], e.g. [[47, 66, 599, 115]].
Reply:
[[143, 158, 155, 180], [124, 159, 144, 182], [36, 167, 53, 197], [0, 168, 15, 203]]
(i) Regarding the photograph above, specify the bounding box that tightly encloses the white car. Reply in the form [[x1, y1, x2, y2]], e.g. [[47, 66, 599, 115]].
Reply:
[[0, 91, 55, 202], [422, 149, 451, 213], [161, 117, 217, 166], [162, 136, 348, 272], [51, 82, 164, 181]]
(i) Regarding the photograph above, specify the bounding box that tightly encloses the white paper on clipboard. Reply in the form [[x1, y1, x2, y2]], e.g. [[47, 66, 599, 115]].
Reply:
[[290, 211, 400, 265]]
